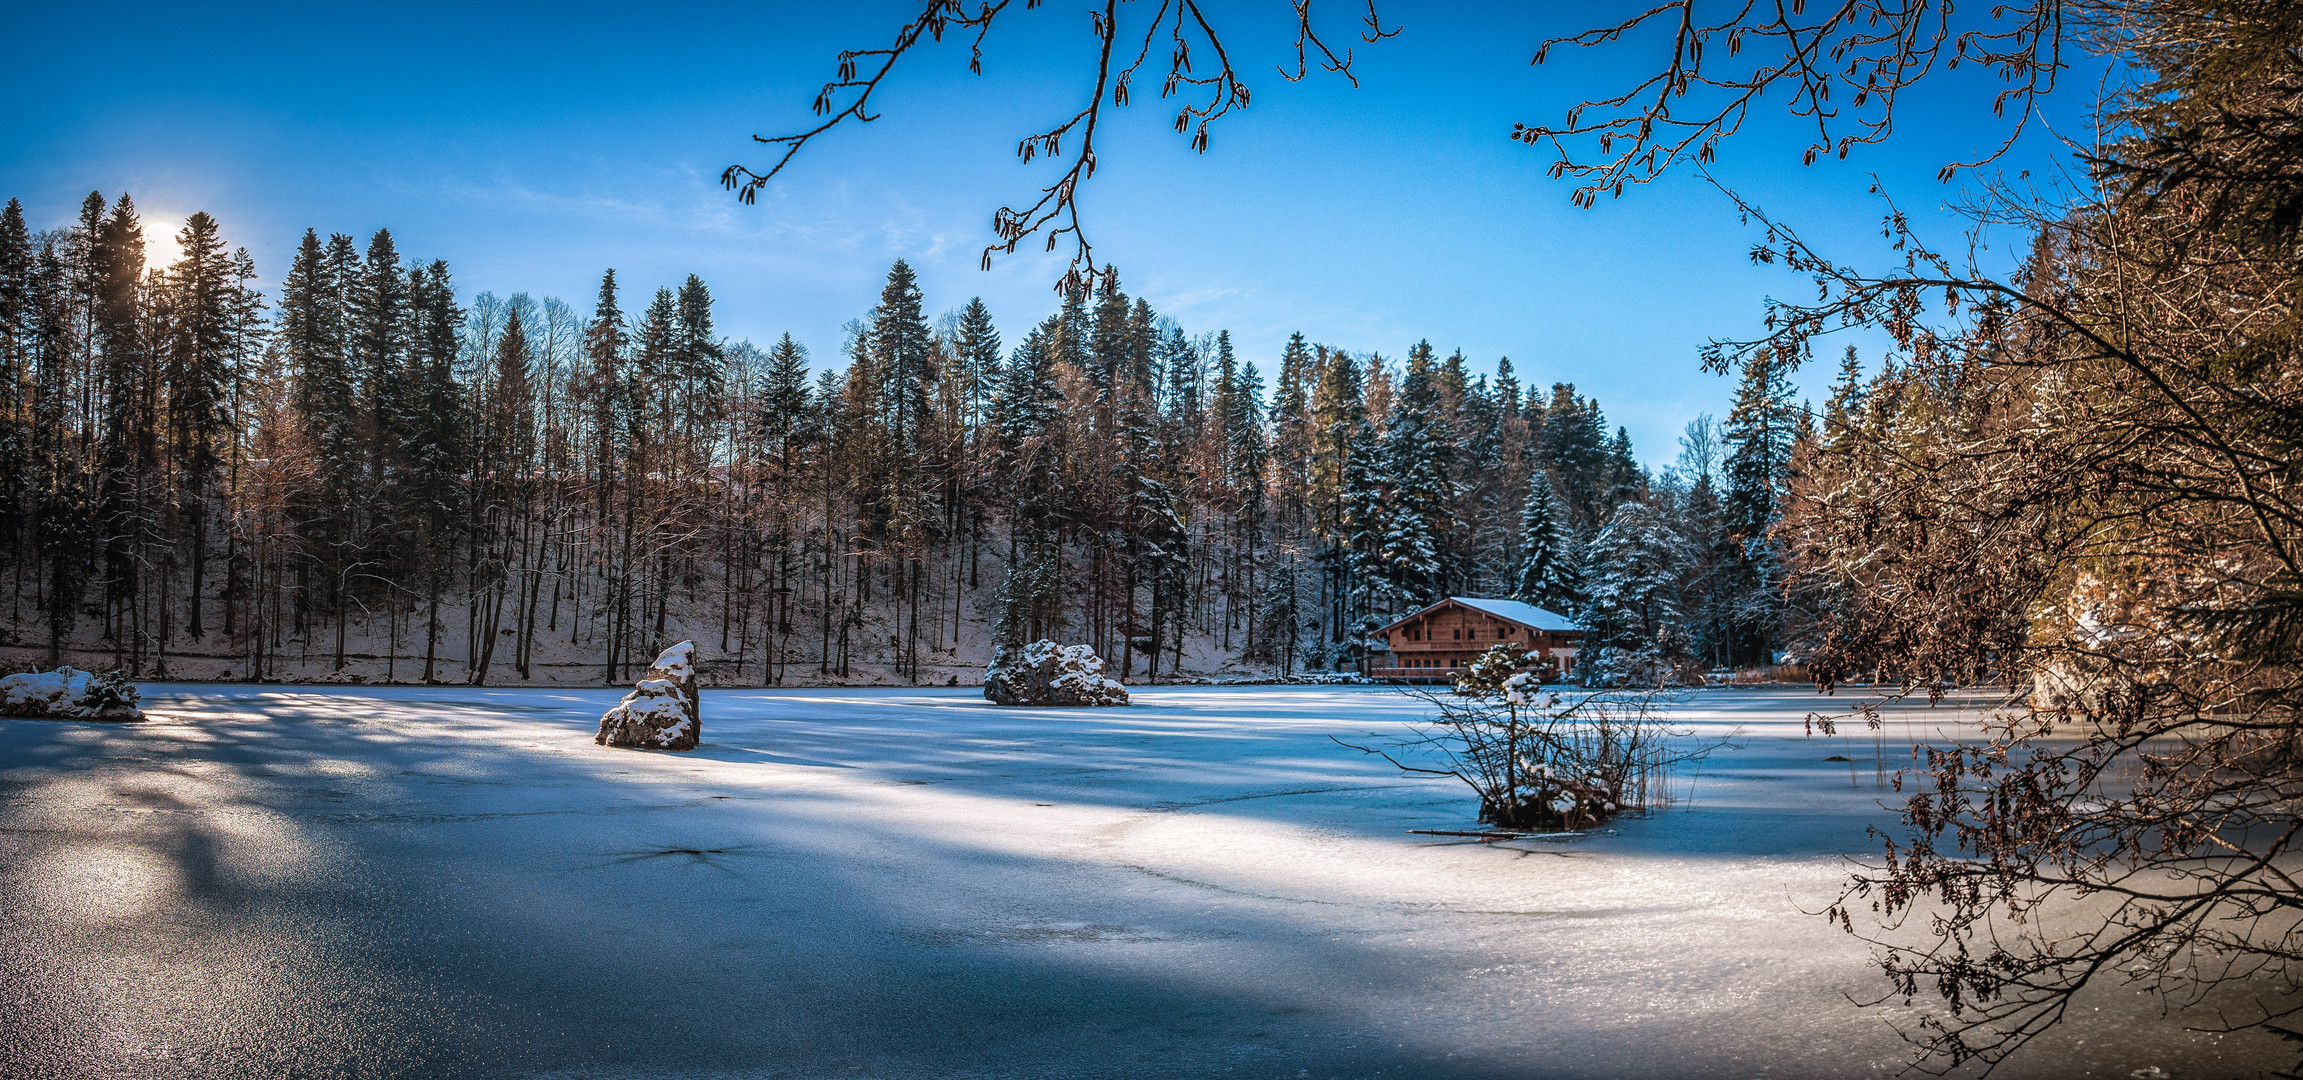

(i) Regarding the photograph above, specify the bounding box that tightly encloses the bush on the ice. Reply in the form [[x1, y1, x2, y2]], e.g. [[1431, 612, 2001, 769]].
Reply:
[[1351, 644, 1716, 830], [983, 640, 1129, 707], [0, 666, 144, 720]]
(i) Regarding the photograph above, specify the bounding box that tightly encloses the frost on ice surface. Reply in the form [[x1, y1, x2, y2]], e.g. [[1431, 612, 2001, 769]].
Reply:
[[2, 684, 2283, 1076], [0, 666, 143, 720], [595, 641, 700, 750], [983, 640, 1129, 706]]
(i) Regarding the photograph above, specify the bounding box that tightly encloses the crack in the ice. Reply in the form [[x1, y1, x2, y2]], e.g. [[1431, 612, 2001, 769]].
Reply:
[[1115, 863, 1345, 906]]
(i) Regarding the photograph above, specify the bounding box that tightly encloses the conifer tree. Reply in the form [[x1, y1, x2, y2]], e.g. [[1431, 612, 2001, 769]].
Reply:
[[0, 200, 33, 591], [1514, 474, 1571, 609], [869, 260, 937, 549], [30, 230, 88, 664], [351, 229, 410, 477], [1722, 349, 1797, 543], [1269, 332, 1314, 526], [953, 296, 1001, 430], [1375, 353, 1452, 611], [670, 275, 724, 474], [1821, 346, 1866, 445], [1537, 383, 1610, 534], [1576, 500, 1690, 686], [1159, 322, 1201, 425], [581, 270, 627, 514], [488, 308, 537, 475], [1719, 347, 1799, 663], [758, 332, 812, 464], [160, 211, 233, 640], [92, 194, 147, 661], [404, 261, 466, 681]]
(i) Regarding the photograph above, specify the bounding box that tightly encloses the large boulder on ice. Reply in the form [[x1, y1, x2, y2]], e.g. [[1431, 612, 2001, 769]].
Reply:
[[983, 640, 1130, 707], [596, 641, 700, 751], [0, 666, 144, 721]]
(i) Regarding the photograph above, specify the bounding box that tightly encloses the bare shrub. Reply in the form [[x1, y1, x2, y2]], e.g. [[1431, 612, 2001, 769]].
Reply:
[[1344, 644, 1729, 830]]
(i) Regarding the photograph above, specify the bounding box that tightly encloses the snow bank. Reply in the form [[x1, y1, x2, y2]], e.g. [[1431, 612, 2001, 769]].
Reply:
[[595, 641, 700, 750], [0, 666, 143, 720], [983, 640, 1129, 707]]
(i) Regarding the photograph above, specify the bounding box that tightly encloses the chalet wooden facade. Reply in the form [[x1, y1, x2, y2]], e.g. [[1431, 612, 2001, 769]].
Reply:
[[1367, 597, 1583, 682]]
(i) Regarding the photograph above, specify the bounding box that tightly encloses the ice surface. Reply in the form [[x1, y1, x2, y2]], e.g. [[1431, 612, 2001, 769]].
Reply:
[[0, 685, 2283, 1078]]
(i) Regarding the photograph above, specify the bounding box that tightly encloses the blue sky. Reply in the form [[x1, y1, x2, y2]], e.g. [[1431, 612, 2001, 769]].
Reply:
[[1, 2, 2098, 466]]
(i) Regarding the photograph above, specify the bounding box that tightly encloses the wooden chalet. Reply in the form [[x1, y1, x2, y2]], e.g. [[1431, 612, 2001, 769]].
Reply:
[[1368, 597, 1584, 683]]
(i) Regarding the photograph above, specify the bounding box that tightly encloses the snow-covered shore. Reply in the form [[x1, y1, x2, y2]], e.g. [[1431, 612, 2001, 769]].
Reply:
[[0, 685, 2277, 1078]]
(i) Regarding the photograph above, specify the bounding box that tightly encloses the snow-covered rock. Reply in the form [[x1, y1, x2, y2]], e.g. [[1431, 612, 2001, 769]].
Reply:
[[983, 640, 1129, 707], [596, 641, 700, 750], [0, 666, 144, 720]]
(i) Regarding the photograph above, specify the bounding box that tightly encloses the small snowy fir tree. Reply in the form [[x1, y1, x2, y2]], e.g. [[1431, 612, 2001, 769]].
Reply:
[[1514, 474, 1571, 609]]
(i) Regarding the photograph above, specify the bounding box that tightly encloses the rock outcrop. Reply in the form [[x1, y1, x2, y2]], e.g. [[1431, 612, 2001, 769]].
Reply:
[[596, 641, 700, 750], [983, 640, 1130, 707], [0, 666, 144, 720]]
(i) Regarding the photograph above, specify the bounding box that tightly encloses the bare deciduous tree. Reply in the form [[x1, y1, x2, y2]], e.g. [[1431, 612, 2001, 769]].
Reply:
[[722, 0, 1394, 293]]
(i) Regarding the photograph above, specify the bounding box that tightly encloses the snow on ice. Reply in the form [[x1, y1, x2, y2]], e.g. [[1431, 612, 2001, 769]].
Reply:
[[0, 684, 2282, 1078], [0, 665, 143, 720]]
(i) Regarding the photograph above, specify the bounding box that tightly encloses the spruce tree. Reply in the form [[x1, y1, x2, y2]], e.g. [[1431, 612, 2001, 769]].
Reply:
[[93, 193, 146, 659], [759, 332, 812, 464], [1537, 383, 1609, 533], [403, 261, 466, 682], [0, 200, 32, 582], [351, 229, 410, 478], [1719, 347, 1800, 664], [489, 307, 537, 474], [1514, 474, 1570, 608], [161, 211, 234, 639], [1575, 500, 1690, 687], [1375, 353, 1452, 611], [1159, 321, 1201, 425], [581, 270, 627, 507], [953, 296, 1001, 429], [1822, 345, 1867, 445], [1269, 332, 1314, 530], [869, 260, 936, 548], [634, 285, 677, 458], [1722, 349, 1797, 542], [1088, 281, 1134, 419], [670, 275, 724, 471], [30, 233, 88, 664]]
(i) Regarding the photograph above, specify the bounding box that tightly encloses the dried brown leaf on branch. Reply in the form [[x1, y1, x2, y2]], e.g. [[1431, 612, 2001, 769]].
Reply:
[[725, 1, 1391, 294], [1515, 1, 2062, 205], [1758, 2, 2303, 1069]]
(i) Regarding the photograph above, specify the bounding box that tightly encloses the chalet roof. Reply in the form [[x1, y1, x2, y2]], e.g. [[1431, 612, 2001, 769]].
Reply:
[[1450, 597, 1580, 631], [1377, 596, 1582, 635]]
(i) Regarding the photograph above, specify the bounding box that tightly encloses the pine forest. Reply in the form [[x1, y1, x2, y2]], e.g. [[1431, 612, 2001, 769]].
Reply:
[[0, 192, 1810, 686]]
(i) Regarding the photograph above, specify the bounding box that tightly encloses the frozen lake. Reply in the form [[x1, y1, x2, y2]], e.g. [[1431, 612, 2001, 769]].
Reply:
[[0, 685, 2281, 1078]]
